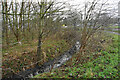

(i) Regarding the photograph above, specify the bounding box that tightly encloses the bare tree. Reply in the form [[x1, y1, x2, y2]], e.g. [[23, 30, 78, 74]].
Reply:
[[61, 0, 112, 55]]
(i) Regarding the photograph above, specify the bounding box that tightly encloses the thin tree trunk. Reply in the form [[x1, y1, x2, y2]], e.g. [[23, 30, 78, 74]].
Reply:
[[22, 1, 25, 38], [37, 25, 42, 64], [2, 2, 5, 38], [5, 1, 9, 46], [19, 1, 24, 39], [36, 0, 44, 64], [28, 1, 31, 32], [15, 2, 20, 42]]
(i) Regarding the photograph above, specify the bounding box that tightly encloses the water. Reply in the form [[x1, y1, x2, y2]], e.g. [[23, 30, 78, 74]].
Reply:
[[10, 41, 81, 78]]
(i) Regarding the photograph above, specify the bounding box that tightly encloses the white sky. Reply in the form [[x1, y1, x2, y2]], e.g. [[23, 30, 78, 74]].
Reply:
[[58, 0, 119, 8], [3, 0, 119, 9], [2, 0, 119, 4], [1, 0, 119, 17]]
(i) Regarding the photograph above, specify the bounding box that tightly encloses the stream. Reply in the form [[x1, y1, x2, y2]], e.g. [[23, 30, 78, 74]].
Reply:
[[9, 41, 81, 78], [6, 29, 119, 79]]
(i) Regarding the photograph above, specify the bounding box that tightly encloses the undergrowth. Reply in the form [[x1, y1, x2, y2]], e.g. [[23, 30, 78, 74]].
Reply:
[[2, 31, 72, 77], [34, 33, 119, 78]]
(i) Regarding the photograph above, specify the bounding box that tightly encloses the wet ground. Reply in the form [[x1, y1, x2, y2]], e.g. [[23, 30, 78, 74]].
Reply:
[[6, 41, 81, 78]]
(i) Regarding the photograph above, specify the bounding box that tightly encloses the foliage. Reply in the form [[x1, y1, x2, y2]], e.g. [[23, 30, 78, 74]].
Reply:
[[2, 33, 71, 77], [34, 33, 119, 78]]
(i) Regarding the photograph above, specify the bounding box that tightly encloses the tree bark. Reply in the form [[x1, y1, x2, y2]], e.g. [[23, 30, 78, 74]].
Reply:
[[36, 31, 43, 65], [5, 1, 9, 46]]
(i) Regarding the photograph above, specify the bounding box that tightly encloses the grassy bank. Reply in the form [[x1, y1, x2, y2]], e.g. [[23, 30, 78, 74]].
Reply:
[[34, 33, 119, 78], [2, 28, 77, 77]]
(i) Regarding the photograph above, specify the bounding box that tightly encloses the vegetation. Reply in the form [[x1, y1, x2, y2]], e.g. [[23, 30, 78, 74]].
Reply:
[[104, 26, 119, 33], [109, 26, 119, 29], [2, 0, 68, 77], [2, 28, 78, 77], [34, 33, 119, 78], [1, 0, 118, 78]]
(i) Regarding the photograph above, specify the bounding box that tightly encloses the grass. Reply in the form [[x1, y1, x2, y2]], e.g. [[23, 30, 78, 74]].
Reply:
[[34, 32, 119, 78], [2, 27, 119, 78], [2, 39, 38, 56], [108, 26, 119, 29], [2, 27, 78, 78], [34, 51, 118, 78], [2, 33, 71, 77], [105, 29, 119, 33], [104, 26, 119, 33], [112, 30, 119, 33]]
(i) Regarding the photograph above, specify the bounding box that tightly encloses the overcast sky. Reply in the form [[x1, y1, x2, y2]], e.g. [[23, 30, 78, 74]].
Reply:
[[57, 0, 119, 17], [3, 0, 119, 4], [1, 0, 119, 17], [58, 0, 119, 9], [4, 0, 119, 9]]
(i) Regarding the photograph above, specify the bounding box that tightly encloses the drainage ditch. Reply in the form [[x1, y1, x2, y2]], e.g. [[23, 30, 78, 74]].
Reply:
[[8, 41, 81, 78]]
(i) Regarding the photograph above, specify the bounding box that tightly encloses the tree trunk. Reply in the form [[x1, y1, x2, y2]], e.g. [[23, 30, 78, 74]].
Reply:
[[5, 2, 9, 46], [36, 31, 43, 65], [2, 2, 5, 38], [15, 2, 20, 42]]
